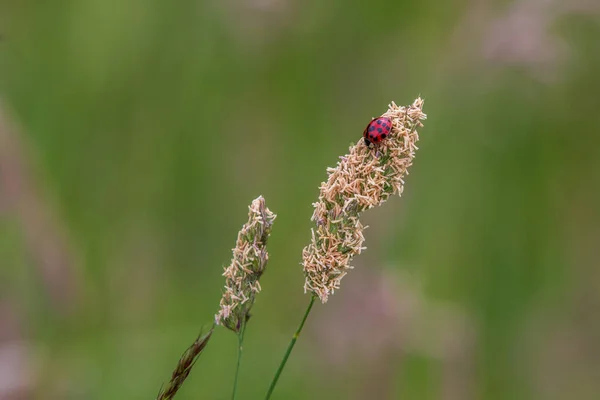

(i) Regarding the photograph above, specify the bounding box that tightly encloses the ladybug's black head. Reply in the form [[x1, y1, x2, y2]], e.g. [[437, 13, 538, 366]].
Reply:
[[364, 137, 371, 146]]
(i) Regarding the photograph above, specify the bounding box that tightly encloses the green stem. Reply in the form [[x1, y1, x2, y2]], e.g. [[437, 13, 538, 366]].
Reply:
[[231, 321, 246, 400], [265, 296, 316, 400]]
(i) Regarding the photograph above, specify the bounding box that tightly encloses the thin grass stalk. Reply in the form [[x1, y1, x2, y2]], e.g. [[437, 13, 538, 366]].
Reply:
[[264, 295, 316, 400], [231, 320, 247, 400]]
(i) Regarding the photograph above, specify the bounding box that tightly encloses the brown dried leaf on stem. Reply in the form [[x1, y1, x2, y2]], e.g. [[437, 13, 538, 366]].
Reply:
[[156, 328, 214, 400], [302, 98, 427, 303]]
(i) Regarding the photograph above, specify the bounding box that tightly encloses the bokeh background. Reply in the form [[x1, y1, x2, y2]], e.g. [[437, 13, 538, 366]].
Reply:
[[1, 1, 600, 399]]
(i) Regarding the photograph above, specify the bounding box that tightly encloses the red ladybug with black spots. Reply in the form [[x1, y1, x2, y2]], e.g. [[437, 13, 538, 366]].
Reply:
[[363, 116, 392, 146]]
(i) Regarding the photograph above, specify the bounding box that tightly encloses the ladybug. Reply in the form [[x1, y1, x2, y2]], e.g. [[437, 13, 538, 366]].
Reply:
[[363, 116, 392, 146]]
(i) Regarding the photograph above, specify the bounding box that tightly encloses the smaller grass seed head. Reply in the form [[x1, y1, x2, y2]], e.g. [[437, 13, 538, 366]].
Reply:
[[215, 196, 276, 332]]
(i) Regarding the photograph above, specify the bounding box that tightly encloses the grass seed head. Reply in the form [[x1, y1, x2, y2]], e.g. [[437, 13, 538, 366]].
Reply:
[[302, 98, 426, 303], [215, 196, 276, 332]]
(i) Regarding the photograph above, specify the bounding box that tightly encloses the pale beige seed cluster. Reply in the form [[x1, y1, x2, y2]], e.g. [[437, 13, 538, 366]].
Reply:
[[215, 196, 276, 332], [302, 98, 426, 303]]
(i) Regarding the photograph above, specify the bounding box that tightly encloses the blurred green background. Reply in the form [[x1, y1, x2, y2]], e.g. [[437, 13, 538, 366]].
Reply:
[[1, 1, 599, 399]]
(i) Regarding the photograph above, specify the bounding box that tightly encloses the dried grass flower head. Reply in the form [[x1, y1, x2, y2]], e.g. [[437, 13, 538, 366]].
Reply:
[[302, 97, 427, 303], [215, 196, 276, 332], [156, 328, 213, 400]]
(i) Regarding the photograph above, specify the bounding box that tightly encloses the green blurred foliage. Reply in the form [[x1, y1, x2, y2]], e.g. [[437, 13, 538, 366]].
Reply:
[[1, 0, 599, 399]]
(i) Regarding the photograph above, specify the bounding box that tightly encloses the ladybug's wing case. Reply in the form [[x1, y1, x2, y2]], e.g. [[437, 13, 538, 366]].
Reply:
[[363, 124, 369, 137], [363, 122, 372, 146]]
